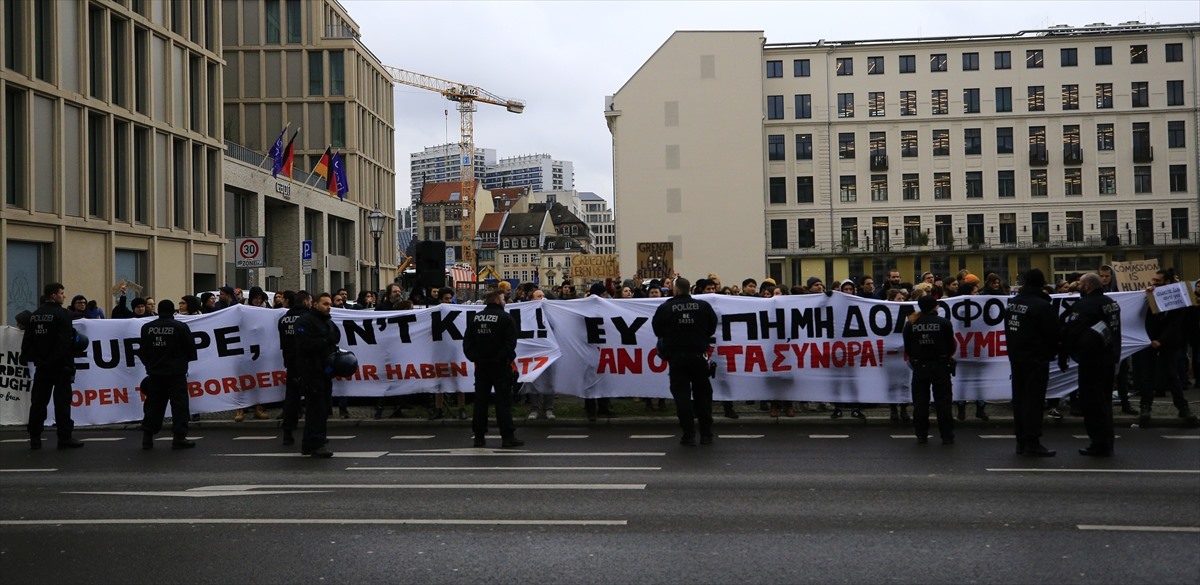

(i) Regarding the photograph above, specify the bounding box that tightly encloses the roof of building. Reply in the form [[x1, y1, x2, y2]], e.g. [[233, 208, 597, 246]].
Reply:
[[499, 212, 547, 238], [478, 212, 506, 234], [529, 202, 587, 228], [490, 187, 529, 211], [543, 235, 584, 251], [420, 182, 466, 204], [579, 191, 604, 201], [763, 22, 1200, 50]]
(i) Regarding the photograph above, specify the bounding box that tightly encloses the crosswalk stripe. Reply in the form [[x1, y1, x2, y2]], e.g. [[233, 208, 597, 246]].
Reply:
[[156, 436, 203, 441], [629, 435, 674, 439], [0, 518, 629, 527], [1162, 435, 1200, 440], [1078, 525, 1200, 533], [1073, 435, 1121, 439], [349, 466, 662, 471], [0, 468, 57, 473], [391, 436, 436, 440], [546, 435, 589, 439], [808, 435, 849, 439], [233, 436, 277, 441], [979, 435, 1016, 439], [80, 437, 124, 442], [326, 436, 356, 440], [718, 435, 764, 439]]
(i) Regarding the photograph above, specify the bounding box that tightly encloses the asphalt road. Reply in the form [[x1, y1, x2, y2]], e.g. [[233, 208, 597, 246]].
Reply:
[[1, 423, 1198, 585]]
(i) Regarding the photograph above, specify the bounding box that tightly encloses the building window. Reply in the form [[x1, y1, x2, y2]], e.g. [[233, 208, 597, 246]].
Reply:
[[998, 170, 1015, 198], [964, 128, 981, 155], [1030, 170, 1048, 197], [770, 219, 787, 249], [999, 213, 1017, 244], [935, 214, 953, 244], [1135, 209, 1154, 244], [1062, 85, 1079, 110], [1098, 167, 1117, 195], [932, 129, 949, 156], [1101, 210, 1118, 241], [265, 0, 281, 43], [868, 92, 885, 117], [1133, 122, 1151, 155], [767, 95, 784, 119], [330, 102, 345, 146], [899, 55, 916, 73], [995, 87, 1012, 112], [839, 176, 857, 203], [1064, 168, 1082, 196], [1095, 83, 1113, 108], [836, 57, 853, 76], [796, 134, 813, 160], [934, 173, 951, 200], [1026, 49, 1043, 68], [1095, 46, 1112, 65], [768, 134, 785, 161], [967, 214, 985, 245], [1134, 166, 1152, 193], [794, 59, 810, 77], [1130, 44, 1147, 64], [931, 89, 948, 114], [994, 50, 1011, 69], [1171, 208, 1189, 239], [901, 130, 918, 157], [1031, 212, 1049, 242], [1131, 82, 1149, 107], [930, 53, 947, 72], [837, 93, 854, 118], [1169, 165, 1187, 193], [308, 51, 323, 96], [1165, 43, 1184, 63], [867, 56, 884, 74], [903, 216, 922, 246], [900, 91, 917, 115], [1168, 121, 1186, 148], [838, 132, 855, 159], [841, 218, 858, 247], [962, 52, 979, 71], [1066, 211, 1083, 242], [965, 171, 983, 199], [963, 88, 980, 113], [1027, 86, 1044, 111], [996, 127, 1014, 154], [795, 94, 811, 119], [797, 219, 816, 248], [766, 60, 783, 78], [285, 0, 301, 42], [797, 176, 814, 203], [902, 174, 919, 201], [1060, 47, 1078, 67], [871, 175, 888, 202], [1097, 124, 1115, 150], [1167, 80, 1184, 106], [769, 177, 786, 204]]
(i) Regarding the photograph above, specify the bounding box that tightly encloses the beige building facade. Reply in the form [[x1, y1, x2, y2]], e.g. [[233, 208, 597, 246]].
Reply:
[[609, 24, 1200, 287]]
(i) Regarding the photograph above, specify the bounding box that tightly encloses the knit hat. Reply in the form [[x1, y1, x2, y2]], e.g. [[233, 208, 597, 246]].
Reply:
[[248, 286, 268, 302], [961, 273, 980, 286], [588, 283, 608, 297], [131, 297, 147, 309], [761, 278, 777, 286], [806, 276, 823, 288], [918, 296, 938, 313]]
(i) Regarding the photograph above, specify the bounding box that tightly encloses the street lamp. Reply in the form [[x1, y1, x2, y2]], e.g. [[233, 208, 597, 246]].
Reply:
[[368, 208, 385, 292], [472, 234, 483, 277]]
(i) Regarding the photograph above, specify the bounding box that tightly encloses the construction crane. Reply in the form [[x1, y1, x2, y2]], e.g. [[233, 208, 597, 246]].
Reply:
[[384, 65, 525, 273]]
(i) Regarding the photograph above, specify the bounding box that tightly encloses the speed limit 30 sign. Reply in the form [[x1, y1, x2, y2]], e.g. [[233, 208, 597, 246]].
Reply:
[[235, 237, 265, 268]]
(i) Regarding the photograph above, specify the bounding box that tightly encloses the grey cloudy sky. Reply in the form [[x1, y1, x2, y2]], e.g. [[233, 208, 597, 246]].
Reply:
[[342, 0, 1199, 210]]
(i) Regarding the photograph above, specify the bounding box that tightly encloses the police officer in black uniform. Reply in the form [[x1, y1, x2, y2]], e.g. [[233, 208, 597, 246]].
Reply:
[[19, 282, 85, 450], [137, 299, 198, 450], [652, 277, 719, 446], [902, 296, 958, 445], [279, 290, 312, 446], [1059, 273, 1122, 457], [463, 289, 522, 448], [294, 292, 340, 458], [1004, 269, 1059, 457]]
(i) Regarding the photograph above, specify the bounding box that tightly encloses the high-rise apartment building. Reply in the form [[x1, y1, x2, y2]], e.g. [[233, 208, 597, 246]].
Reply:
[[580, 192, 616, 256], [409, 143, 496, 200], [607, 24, 1199, 285], [481, 153, 574, 192]]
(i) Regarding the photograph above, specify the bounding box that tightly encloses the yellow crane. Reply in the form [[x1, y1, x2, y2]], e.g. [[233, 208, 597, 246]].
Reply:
[[384, 65, 525, 273]]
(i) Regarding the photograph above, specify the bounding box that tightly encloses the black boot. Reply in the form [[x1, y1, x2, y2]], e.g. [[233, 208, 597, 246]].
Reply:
[[142, 431, 154, 450]]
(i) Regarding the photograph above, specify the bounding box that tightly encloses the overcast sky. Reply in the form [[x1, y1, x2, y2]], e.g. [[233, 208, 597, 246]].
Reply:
[[343, 0, 1199, 211]]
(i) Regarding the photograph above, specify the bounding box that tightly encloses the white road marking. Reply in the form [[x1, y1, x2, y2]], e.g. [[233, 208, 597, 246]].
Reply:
[[233, 436, 277, 441], [1, 439, 31, 443], [718, 435, 764, 439], [1078, 525, 1200, 533], [1, 469, 57, 473], [1073, 435, 1121, 439], [213, 451, 389, 458], [80, 437, 125, 442], [988, 468, 1199, 474], [348, 466, 662, 471], [979, 435, 1016, 439], [0, 518, 627, 527], [808, 435, 849, 439], [67, 483, 646, 498], [156, 436, 203, 441], [890, 435, 915, 439], [325, 436, 356, 440], [546, 435, 589, 439], [1162, 435, 1200, 440], [629, 435, 674, 439], [390, 435, 436, 440], [389, 450, 665, 457]]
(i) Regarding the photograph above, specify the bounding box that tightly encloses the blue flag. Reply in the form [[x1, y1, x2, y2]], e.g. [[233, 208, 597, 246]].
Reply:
[[330, 151, 350, 200], [268, 126, 287, 178]]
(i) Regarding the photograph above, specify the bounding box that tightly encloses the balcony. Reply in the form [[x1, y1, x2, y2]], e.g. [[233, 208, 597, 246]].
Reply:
[[870, 154, 889, 172], [1133, 146, 1154, 163], [1028, 144, 1049, 166], [1063, 145, 1083, 165], [765, 231, 1200, 257]]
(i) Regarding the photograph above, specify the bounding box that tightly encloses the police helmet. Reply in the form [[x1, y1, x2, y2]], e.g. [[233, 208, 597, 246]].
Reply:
[[324, 349, 358, 378], [72, 331, 89, 353]]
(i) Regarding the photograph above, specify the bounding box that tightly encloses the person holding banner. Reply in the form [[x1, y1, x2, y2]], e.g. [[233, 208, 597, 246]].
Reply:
[[1004, 269, 1059, 457], [652, 277, 719, 446], [137, 300, 198, 450], [903, 296, 957, 445], [294, 293, 340, 458], [19, 283, 86, 450], [1058, 273, 1122, 457], [1135, 270, 1199, 427], [463, 290, 523, 448]]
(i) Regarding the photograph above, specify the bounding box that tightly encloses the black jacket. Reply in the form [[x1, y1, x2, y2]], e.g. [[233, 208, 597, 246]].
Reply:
[[20, 301, 75, 368], [902, 311, 957, 361], [138, 315, 197, 376], [294, 308, 341, 379], [1004, 287, 1059, 362], [463, 303, 517, 366], [277, 306, 308, 370], [651, 294, 718, 357], [1059, 288, 1122, 364], [1145, 306, 1186, 351]]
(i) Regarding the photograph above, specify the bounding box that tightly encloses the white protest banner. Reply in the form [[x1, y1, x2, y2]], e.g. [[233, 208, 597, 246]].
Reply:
[[1146, 282, 1194, 314], [0, 327, 32, 425]]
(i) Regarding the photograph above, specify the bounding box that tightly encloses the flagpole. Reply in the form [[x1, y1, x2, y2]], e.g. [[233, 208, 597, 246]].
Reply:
[[287, 127, 301, 183]]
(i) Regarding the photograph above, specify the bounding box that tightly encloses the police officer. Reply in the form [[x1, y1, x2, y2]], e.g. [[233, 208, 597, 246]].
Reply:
[[19, 282, 85, 450], [1058, 273, 1122, 457], [463, 289, 523, 448], [294, 292, 340, 458], [652, 277, 719, 446], [137, 300, 198, 450], [902, 296, 958, 445], [1004, 269, 1059, 457], [279, 291, 312, 446]]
